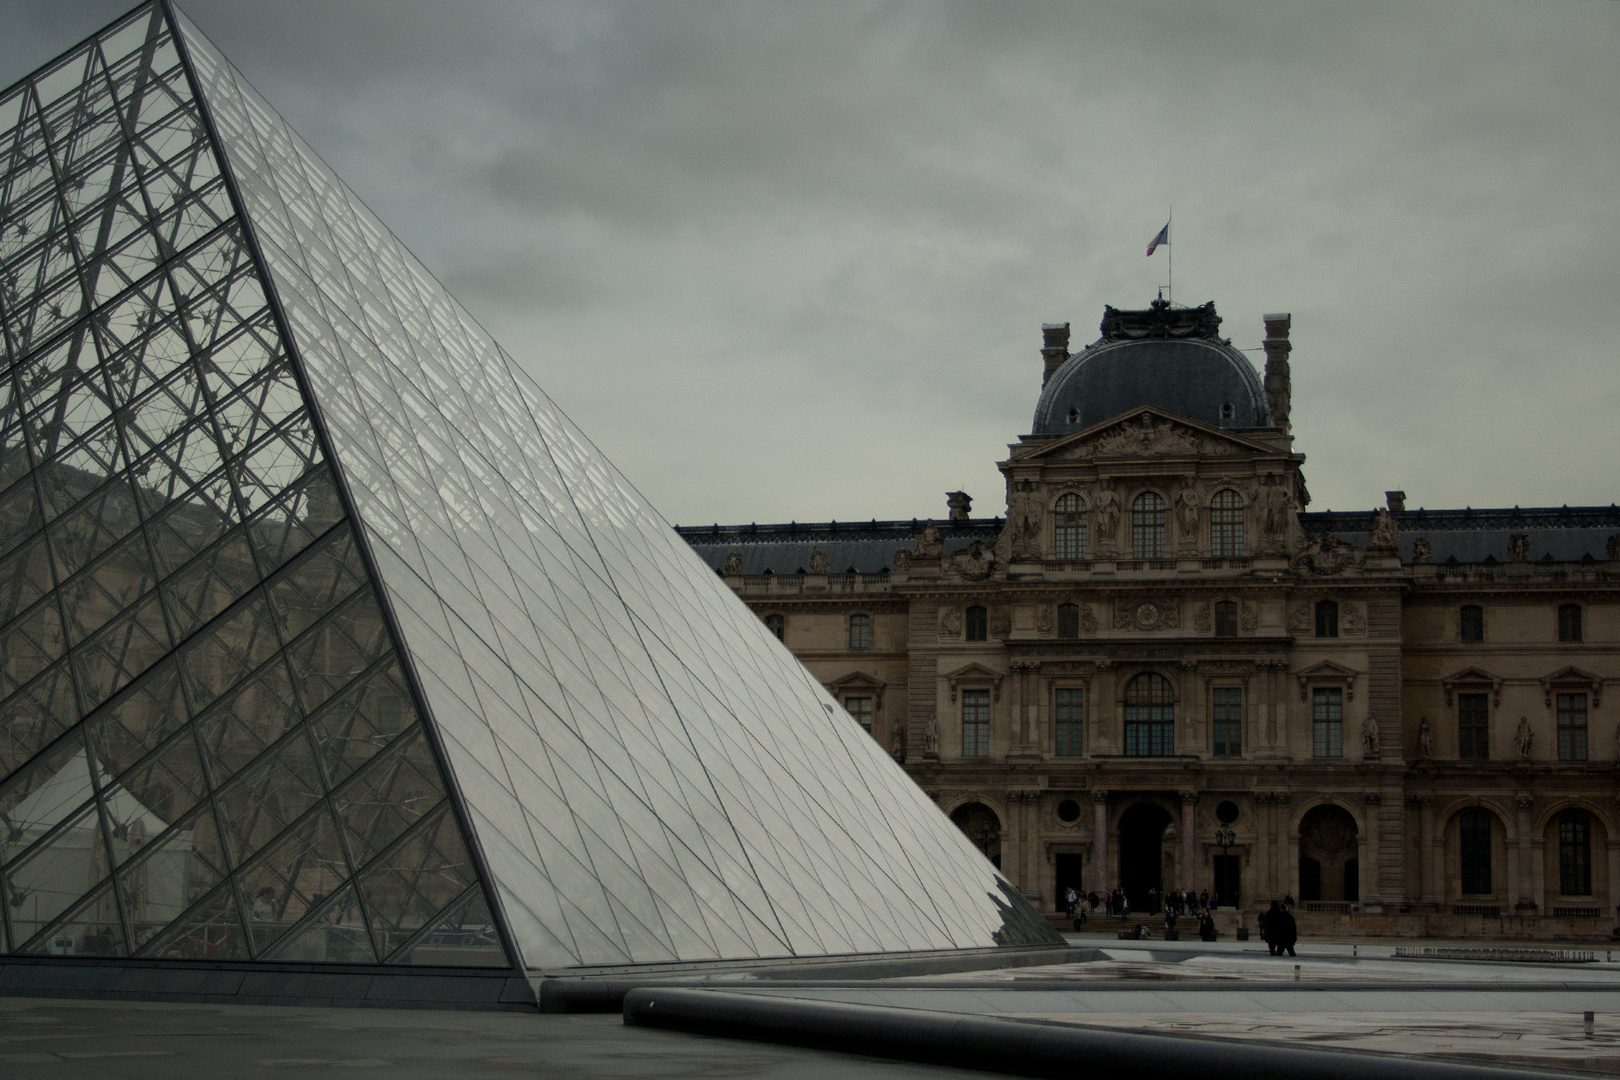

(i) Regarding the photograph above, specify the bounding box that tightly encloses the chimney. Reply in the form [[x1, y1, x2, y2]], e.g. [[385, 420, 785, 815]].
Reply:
[[1041, 323, 1071, 385], [1261, 312, 1292, 434], [946, 491, 972, 523], [1385, 491, 1406, 512]]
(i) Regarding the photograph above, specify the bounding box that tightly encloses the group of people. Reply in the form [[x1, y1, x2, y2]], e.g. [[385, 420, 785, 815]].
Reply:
[[1259, 899, 1298, 957], [1059, 887, 1304, 954]]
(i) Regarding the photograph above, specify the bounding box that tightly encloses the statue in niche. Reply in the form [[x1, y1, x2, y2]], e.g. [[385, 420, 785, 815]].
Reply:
[[1411, 536, 1433, 565], [1175, 476, 1201, 544], [1362, 716, 1380, 757], [722, 551, 744, 576], [924, 715, 939, 755], [808, 548, 829, 574], [890, 725, 905, 762], [1418, 716, 1433, 758], [1367, 509, 1400, 552], [1258, 474, 1292, 540], [1515, 717, 1534, 761], [1093, 478, 1121, 552], [914, 521, 944, 559]]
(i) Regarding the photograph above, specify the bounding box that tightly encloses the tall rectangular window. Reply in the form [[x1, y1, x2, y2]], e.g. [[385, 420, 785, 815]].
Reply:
[[1457, 693, 1489, 760], [1052, 493, 1087, 560], [1559, 811, 1591, 896], [1558, 603, 1582, 643], [848, 613, 872, 650], [961, 689, 990, 757], [1459, 809, 1492, 895], [965, 605, 987, 642], [843, 696, 872, 733], [1212, 687, 1242, 756], [1557, 692, 1588, 761], [1459, 605, 1483, 643], [1132, 492, 1166, 559], [1056, 603, 1079, 639], [1312, 687, 1343, 757], [1123, 673, 1175, 756], [1214, 600, 1238, 638], [1210, 489, 1244, 557], [1315, 600, 1338, 638], [1054, 687, 1084, 756]]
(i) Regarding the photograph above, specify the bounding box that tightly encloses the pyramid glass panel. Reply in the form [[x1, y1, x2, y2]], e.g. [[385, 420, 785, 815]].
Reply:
[[1, 1, 1057, 979]]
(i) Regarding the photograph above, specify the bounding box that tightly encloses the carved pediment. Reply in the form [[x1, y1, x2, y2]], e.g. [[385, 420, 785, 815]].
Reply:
[[1539, 665, 1602, 707], [1295, 660, 1358, 702], [1027, 407, 1273, 462], [827, 671, 887, 709], [1441, 665, 1504, 707], [943, 662, 1004, 702]]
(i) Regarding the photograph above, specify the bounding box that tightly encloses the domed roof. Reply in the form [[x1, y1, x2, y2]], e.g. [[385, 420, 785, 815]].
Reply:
[[1032, 299, 1272, 437]]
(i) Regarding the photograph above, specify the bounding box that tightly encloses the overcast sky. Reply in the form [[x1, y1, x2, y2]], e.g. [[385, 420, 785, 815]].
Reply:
[[5, 2, 1618, 526]]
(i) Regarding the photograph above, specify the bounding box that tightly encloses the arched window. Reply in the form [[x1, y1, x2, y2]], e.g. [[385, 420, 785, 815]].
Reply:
[[764, 613, 785, 641], [848, 613, 871, 650], [1315, 599, 1339, 638], [1123, 673, 1174, 756], [1132, 492, 1166, 559], [965, 605, 988, 641], [1210, 489, 1244, 558], [1459, 604, 1484, 643], [1057, 602, 1080, 639], [1558, 603, 1582, 642], [1459, 809, 1492, 895], [1558, 810, 1592, 896], [1214, 600, 1238, 638], [1052, 493, 1087, 560]]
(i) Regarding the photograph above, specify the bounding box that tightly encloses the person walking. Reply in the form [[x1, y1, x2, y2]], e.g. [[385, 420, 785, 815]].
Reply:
[[1262, 900, 1282, 956], [1064, 887, 1078, 920], [1273, 901, 1298, 957]]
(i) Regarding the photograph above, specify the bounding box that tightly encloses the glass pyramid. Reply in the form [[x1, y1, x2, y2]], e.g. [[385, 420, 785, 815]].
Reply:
[[0, 1, 1057, 975]]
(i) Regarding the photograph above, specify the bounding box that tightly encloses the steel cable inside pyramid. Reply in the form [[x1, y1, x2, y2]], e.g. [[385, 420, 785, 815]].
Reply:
[[0, 2, 1057, 974]]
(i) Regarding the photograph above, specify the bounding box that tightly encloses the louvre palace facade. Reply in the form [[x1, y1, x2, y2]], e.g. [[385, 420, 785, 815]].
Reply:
[[682, 299, 1620, 937]]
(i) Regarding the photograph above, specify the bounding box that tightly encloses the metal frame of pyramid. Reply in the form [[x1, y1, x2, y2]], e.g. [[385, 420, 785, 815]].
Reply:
[[0, 0, 1057, 996]]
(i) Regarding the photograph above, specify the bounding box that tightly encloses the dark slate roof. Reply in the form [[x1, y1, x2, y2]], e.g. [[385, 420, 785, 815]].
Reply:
[[677, 519, 1003, 575], [1033, 300, 1272, 436], [1303, 506, 1620, 565]]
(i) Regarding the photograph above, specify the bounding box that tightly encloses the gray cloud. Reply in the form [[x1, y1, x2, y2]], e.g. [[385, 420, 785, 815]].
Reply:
[[5, 1, 1617, 525]]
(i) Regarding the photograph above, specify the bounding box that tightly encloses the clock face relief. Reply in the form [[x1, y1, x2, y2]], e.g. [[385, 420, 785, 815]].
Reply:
[[1134, 602, 1161, 629]]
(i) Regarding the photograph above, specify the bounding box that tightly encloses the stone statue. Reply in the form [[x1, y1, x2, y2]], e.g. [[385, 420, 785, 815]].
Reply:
[[722, 550, 744, 576], [1362, 716, 1380, 757], [914, 521, 943, 559], [1367, 508, 1400, 552], [1515, 716, 1533, 761], [1418, 716, 1433, 758], [1411, 536, 1433, 565], [1259, 474, 1291, 545], [924, 715, 939, 755], [1175, 476, 1201, 542], [1507, 533, 1530, 561], [1093, 479, 1121, 550], [892, 548, 911, 572], [808, 548, 829, 574], [890, 725, 905, 761]]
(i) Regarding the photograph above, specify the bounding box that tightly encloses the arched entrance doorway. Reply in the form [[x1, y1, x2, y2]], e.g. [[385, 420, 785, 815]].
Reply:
[[951, 802, 1002, 869], [1118, 801, 1172, 911], [1298, 804, 1359, 902]]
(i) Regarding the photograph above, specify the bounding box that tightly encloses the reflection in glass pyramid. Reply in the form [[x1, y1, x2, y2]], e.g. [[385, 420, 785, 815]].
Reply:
[[0, 2, 1058, 975]]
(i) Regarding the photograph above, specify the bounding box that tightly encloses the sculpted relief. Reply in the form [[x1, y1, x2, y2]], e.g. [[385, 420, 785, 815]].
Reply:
[[1056, 412, 1240, 461], [1291, 532, 1366, 575], [950, 540, 997, 581]]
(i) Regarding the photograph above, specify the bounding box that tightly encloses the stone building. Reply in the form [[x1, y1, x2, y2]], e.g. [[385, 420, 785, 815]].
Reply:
[[680, 298, 1620, 936]]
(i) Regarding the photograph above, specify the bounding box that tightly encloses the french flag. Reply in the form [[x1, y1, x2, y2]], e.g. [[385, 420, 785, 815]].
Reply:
[[1146, 222, 1170, 257]]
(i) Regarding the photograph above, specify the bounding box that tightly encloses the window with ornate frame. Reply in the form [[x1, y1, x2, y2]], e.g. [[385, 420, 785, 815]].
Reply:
[[1457, 692, 1489, 760], [1214, 600, 1238, 638], [1210, 488, 1244, 557], [1558, 809, 1592, 896], [1315, 599, 1339, 638], [1459, 808, 1492, 895], [848, 612, 872, 650], [1212, 686, 1242, 756], [1057, 602, 1080, 639], [1556, 692, 1588, 761], [1123, 672, 1174, 756], [1052, 493, 1087, 560], [1132, 492, 1166, 559], [965, 605, 988, 642], [1312, 686, 1344, 757], [764, 613, 785, 641], [961, 688, 991, 757], [1558, 603, 1582, 643], [1054, 686, 1084, 756], [1459, 604, 1484, 644]]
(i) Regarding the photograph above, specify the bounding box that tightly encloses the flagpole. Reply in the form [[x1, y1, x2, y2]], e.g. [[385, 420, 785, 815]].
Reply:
[[1167, 205, 1173, 305]]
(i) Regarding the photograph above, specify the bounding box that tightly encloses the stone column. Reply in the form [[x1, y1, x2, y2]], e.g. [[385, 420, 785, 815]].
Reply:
[[1363, 793, 1382, 908], [1254, 793, 1273, 902], [1279, 794, 1297, 901], [1095, 662, 1117, 754], [1514, 794, 1535, 913], [1179, 661, 1199, 753], [1532, 837, 1547, 915], [1417, 795, 1436, 907], [1274, 662, 1291, 756], [1092, 791, 1110, 893], [1181, 791, 1198, 892]]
